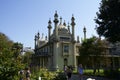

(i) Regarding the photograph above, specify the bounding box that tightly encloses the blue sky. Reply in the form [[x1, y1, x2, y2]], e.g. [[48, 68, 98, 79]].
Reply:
[[0, 0, 101, 48]]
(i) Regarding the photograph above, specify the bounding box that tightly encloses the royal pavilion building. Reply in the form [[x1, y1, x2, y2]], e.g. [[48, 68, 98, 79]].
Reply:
[[31, 11, 81, 71]]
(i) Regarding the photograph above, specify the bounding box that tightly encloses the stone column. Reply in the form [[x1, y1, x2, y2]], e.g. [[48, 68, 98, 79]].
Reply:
[[53, 42, 58, 71]]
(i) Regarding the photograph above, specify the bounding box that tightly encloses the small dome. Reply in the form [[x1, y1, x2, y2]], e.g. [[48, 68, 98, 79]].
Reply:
[[58, 24, 66, 29], [57, 24, 69, 34]]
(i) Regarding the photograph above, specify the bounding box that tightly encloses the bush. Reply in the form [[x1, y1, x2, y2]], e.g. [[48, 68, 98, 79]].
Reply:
[[31, 68, 57, 80], [31, 68, 68, 80], [53, 72, 67, 80]]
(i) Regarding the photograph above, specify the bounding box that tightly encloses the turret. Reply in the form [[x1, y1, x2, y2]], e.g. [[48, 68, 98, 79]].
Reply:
[[53, 11, 59, 40], [47, 19, 52, 42], [71, 15, 76, 41]]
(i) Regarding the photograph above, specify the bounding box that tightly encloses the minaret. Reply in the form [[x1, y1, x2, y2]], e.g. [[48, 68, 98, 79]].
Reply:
[[34, 35, 37, 49], [37, 32, 40, 47], [71, 14, 76, 41], [47, 19, 52, 42], [83, 26, 86, 40], [53, 11, 59, 40]]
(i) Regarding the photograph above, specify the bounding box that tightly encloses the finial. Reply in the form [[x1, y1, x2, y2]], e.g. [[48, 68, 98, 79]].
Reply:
[[71, 14, 75, 21], [54, 10, 58, 18], [54, 11, 59, 24], [72, 14, 74, 17], [71, 14, 75, 26], [83, 26, 86, 32], [60, 17, 62, 24]]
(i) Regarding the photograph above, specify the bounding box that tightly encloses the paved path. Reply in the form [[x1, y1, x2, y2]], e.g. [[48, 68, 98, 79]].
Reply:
[[69, 75, 112, 80]]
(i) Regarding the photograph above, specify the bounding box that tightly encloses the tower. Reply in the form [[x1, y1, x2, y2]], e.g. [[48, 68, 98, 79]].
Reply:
[[71, 15, 76, 42], [34, 35, 37, 49]]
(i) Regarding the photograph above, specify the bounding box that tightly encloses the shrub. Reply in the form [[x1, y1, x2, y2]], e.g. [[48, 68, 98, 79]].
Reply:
[[53, 72, 67, 80], [31, 68, 57, 80]]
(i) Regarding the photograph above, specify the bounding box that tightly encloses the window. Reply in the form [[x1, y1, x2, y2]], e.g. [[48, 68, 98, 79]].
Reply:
[[63, 45, 69, 53]]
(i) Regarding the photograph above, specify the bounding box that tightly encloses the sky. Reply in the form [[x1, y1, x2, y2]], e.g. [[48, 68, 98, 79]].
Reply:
[[0, 0, 101, 49]]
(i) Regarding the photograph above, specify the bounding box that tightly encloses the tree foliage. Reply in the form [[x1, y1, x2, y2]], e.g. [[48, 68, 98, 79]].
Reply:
[[22, 52, 32, 66], [95, 0, 120, 43], [79, 36, 107, 68], [0, 32, 25, 80]]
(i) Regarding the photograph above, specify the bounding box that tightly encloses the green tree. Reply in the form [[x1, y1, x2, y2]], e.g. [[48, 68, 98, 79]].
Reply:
[[12, 42, 23, 59], [95, 0, 120, 43], [79, 36, 107, 73], [22, 51, 32, 66], [0, 32, 25, 80]]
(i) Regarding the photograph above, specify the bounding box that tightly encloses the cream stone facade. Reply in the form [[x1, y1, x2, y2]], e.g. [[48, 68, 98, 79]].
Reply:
[[32, 12, 80, 71]]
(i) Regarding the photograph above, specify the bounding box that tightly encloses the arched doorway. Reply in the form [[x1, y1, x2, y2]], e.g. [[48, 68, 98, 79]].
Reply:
[[64, 58, 68, 66]]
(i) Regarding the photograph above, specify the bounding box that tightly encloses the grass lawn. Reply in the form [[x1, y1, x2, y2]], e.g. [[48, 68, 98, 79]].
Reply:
[[84, 69, 104, 76], [72, 69, 104, 76]]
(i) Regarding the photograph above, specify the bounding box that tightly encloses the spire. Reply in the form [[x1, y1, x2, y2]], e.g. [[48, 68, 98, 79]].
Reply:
[[54, 11, 59, 24], [54, 11, 58, 18], [71, 14, 75, 26], [60, 17, 62, 24]]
